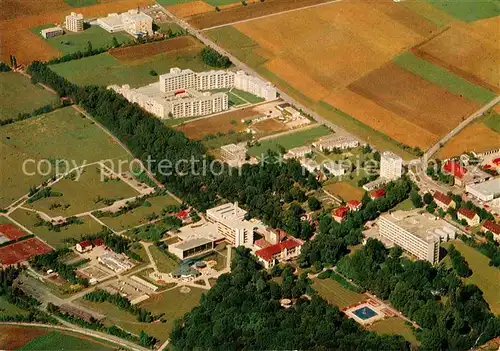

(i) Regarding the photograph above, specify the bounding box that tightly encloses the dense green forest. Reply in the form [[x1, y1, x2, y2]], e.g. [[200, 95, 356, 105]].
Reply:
[[170, 248, 408, 350]]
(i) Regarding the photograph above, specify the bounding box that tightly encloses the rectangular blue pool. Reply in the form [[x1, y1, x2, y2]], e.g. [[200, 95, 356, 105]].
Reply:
[[353, 306, 377, 320]]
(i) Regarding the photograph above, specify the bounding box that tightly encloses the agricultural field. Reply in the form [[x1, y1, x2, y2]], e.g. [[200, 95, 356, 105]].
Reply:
[[19, 330, 116, 350], [247, 125, 331, 157], [31, 25, 131, 55], [149, 245, 180, 273], [323, 182, 365, 202], [0, 107, 128, 208], [0, 326, 49, 350], [25, 164, 139, 217], [78, 286, 205, 341], [10, 209, 104, 248], [168, 1, 214, 18], [109, 36, 197, 62], [367, 317, 419, 346], [98, 194, 180, 231], [0, 72, 57, 121], [423, 0, 499, 22], [50, 38, 210, 88], [400, 0, 456, 27], [442, 240, 500, 315], [0, 0, 154, 64], [311, 277, 366, 310]]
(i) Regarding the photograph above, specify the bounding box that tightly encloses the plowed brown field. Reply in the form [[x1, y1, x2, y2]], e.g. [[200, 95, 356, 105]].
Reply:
[[0, 326, 48, 350], [168, 1, 214, 18], [0, 0, 153, 64], [110, 36, 202, 61]]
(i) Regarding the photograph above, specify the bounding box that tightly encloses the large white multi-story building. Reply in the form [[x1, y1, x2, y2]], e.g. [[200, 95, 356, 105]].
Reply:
[[378, 210, 456, 264], [159, 68, 277, 100], [380, 151, 403, 180], [108, 83, 228, 119], [97, 9, 152, 38], [312, 134, 359, 152], [65, 12, 84, 32], [206, 203, 254, 248]]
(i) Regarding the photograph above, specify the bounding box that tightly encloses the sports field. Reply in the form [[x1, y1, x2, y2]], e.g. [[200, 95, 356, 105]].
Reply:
[[98, 194, 180, 232], [312, 277, 366, 310], [0, 72, 57, 121], [0, 107, 128, 208], [247, 125, 331, 157], [25, 164, 139, 217], [0, 237, 53, 265], [442, 240, 500, 315], [31, 25, 131, 55], [10, 209, 103, 248], [323, 182, 365, 202], [50, 39, 210, 88], [367, 317, 419, 346]]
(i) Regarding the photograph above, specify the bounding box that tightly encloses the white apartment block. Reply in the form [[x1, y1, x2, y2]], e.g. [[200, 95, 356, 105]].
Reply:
[[378, 210, 456, 264], [284, 146, 312, 159], [206, 203, 254, 248], [108, 83, 228, 119], [41, 26, 63, 39], [159, 68, 277, 100], [380, 151, 403, 180], [65, 12, 84, 32], [221, 143, 247, 163], [312, 134, 359, 152], [98, 9, 152, 38]]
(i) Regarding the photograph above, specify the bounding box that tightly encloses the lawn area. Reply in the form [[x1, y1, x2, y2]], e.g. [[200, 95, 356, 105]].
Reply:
[[423, 0, 499, 22], [31, 25, 131, 55], [392, 198, 415, 211], [0, 72, 57, 121], [49, 46, 211, 88], [78, 286, 204, 342], [393, 52, 496, 104], [442, 240, 500, 314], [322, 181, 365, 202], [367, 317, 419, 346], [227, 92, 247, 106], [158, 22, 184, 34], [312, 277, 366, 309], [204, 0, 240, 6], [25, 164, 139, 217], [247, 125, 331, 157], [9, 209, 103, 248], [231, 88, 265, 104], [99, 195, 179, 232], [19, 330, 115, 350], [0, 296, 29, 318], [64, 0, 98, 6], [149, 245, 179, 273], [0, 107, 128, 208]]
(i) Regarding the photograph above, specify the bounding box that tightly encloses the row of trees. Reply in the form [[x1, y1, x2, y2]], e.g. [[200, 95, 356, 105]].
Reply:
[[337, 239, 500, 350], [170, 248, 408, 349], [448, 244, 472, 277], [30, 249, 89, 286], [200, 47, 231, 68]]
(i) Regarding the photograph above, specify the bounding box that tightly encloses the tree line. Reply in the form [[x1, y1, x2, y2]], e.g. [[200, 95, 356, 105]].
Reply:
[[30, 248, 89, 287]]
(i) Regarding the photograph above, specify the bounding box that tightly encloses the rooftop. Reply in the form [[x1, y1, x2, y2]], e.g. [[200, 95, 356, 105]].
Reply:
[[443, 161, 467, 179], [333, 206, 349, 219], [381, 151, 402, 161], [433, 191, 452, 205], [466, 177, 500, 197], [370, 189, 386, 199], [458, 207, 477, 219], [171, 237, 214, 251], [380, 210, 456, 243], [175, 222, 224, 243], [255, 238, 302, 261], [221, 143, 246, 153], [483, 220, 500, 234]]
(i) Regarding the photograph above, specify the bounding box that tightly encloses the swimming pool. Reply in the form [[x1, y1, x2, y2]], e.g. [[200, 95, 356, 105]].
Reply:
[[352, 306, 377, 320]]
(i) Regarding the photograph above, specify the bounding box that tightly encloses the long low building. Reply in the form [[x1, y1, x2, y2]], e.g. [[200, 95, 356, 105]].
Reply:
[[312, 134, 359, 152], [97, 9, 152, 37], [378, 210, 456, 264], [168, 222, 225, 260], [465, 177, 500, 202]]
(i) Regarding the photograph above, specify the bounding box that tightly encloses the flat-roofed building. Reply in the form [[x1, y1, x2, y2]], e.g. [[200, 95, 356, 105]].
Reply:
[[206, 203, 254, 248], [65, 12, 84, 32], [380, 151, 403, 180], [41, 26, 63, 39], [312, 134, 359, 152], [98, 9, 152, 37], [465, 177, 500, 202], [98, 252, 135, 273], [284, 146, 311, 159], [220, 143, 246, 163], [169, 222, 224, 260], [300, 158, 320, 173], [378, 210, 457, 264], [234, 70, 277, 100]]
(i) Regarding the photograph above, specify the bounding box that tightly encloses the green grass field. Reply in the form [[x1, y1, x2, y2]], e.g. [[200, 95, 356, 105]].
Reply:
[[482, 111, 500, 133], [32, 25, 131, 55], [64, 0, 98, 6], [231, 88, 265, 104], [392, 198, 416, 211], [393, 52, 496, 104], [78, 286, 204, 342], [19, 331, 115, 350], [50, 47, 212, 88], [367, 318, 419, 346], [0, 107, 128, 208], [228, 92, 247, 106], [149, 245, 179, 273], [204, 0, 240, 6], [0, 72, 57, 121], [312, 277, 366, 309], [0, 296, 29, 318], [26, 164, 139, 217], [9, 209, 103, 248], [400, 0, 456, 27], [99, 195, 179, 232], [442, 240, 500, 314], [156, 0, 195, 5], [424, 0, 499, 22], [247, 125, 331, 157], [158, 22, 184, 34]]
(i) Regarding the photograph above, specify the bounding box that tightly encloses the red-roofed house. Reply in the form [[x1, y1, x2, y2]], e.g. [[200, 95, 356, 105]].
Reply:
[[443, 161, 467, 185], [347, 200, 362, 212], [369, 189, 385, 200], [92, 238, 104, 246], [254, 238, 272, 250], [332, 206, 349, 223], [457, 208, 480, 226], [482, 220, 500, 241], [433, 191, 455, 211], [493, 158, 500, 166], [76, 240, 93, 253], [255, 238, 303, 268]]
